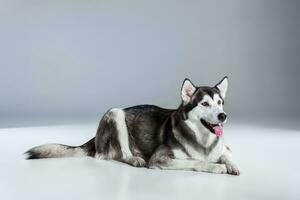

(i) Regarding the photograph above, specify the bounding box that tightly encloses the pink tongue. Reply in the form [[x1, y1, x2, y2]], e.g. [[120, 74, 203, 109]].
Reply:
[[213, 126, 223, 136]]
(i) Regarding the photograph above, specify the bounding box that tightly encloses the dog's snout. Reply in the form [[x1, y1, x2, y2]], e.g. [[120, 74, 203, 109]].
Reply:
[[218, 113, 227, 122]]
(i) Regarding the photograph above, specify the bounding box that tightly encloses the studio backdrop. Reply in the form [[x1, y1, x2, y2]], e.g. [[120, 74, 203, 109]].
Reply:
[[0, 0, 299, 126]]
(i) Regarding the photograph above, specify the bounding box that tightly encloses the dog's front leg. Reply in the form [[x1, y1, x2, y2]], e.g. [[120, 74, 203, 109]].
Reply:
[[149, 159, 227, 174], [219, 147, 240, 175]]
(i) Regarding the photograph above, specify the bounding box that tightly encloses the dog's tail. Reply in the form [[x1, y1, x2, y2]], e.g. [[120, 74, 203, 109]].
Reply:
[[25, 137, 96, 159]]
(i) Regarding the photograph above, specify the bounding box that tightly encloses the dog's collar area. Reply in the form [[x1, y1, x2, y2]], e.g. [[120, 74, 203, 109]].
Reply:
[[200, 119, 223, 136]]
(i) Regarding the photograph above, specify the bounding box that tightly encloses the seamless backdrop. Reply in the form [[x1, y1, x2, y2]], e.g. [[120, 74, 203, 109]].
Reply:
[[0, 0, 299, 127]]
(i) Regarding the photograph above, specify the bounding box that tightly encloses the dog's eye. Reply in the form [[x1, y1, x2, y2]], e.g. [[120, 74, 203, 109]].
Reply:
[[201, 102, 210, 107], [218, 100, 222, 105]]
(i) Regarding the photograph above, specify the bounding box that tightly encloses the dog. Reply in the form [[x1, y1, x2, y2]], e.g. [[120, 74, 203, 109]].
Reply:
[[25, 76, 240, 175]]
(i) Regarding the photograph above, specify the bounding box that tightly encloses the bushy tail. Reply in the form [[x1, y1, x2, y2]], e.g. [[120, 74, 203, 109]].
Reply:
[[25, 137, 95, 159]]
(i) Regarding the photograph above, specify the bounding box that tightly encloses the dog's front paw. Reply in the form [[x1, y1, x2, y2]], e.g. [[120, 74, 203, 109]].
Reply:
[[225, 163, 240, 175]]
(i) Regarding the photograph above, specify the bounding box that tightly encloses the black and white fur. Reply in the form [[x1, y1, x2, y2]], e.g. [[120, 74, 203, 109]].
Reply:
[[26, 77, 240, 175]]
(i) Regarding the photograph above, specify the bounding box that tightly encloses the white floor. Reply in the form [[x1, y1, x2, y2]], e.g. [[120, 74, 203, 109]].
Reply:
[[0, 122, 299, 200]]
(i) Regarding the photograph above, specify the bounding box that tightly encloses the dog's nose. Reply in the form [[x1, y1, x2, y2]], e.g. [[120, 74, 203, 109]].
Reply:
[[218, 113, 227, 122]]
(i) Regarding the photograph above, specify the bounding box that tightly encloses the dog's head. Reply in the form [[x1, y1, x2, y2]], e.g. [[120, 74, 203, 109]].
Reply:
[[180, 77, 228, 136]]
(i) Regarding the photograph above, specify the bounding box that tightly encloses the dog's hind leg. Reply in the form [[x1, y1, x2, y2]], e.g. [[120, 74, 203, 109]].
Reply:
[[95, 108, 146, 167]]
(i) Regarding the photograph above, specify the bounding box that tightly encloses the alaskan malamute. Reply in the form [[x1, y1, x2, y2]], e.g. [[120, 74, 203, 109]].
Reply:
[[26, 77, 240, 175]]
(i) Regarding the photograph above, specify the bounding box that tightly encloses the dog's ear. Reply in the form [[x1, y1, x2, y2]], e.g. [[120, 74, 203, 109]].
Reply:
[[181, 78, 196, 103], [215, 76, 228, 99]]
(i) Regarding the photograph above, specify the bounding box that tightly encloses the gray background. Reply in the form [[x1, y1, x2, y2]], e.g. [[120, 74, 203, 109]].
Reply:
[[0, 0, 299, 127]]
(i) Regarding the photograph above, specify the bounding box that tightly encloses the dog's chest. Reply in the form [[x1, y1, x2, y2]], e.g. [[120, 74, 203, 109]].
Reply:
[[173, 120, 224, 162], [173, 139, 224, 162]]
